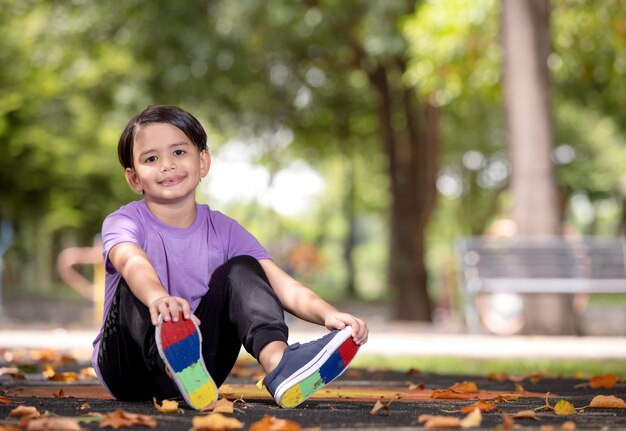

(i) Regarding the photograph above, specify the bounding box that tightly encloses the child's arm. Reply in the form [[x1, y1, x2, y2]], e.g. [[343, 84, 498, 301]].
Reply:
[[108, 242, 192, 325], [259, 259, 368, 345]]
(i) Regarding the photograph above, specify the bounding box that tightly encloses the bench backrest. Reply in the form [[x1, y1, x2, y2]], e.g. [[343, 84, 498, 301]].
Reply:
[[457, 236, 626, 294]]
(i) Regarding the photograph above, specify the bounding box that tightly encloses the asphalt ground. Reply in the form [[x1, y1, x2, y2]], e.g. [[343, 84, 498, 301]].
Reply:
[[1, 357, 625, 430]]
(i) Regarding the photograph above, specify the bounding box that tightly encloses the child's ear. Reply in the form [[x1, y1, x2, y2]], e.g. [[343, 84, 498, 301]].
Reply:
[[200, 149, 211, 177], [124, 167, 143, 194]]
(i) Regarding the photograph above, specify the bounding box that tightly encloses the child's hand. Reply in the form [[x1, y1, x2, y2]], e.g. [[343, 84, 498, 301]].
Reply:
[[324, 313, 368, 346], [149, 295, 193, 326]]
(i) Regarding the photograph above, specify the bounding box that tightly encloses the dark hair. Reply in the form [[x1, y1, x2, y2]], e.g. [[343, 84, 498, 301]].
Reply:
[[117, 105, 208, 169]]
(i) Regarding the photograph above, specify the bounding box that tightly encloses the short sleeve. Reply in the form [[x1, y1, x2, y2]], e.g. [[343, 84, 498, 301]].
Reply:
[[101, 212, 145, 274]]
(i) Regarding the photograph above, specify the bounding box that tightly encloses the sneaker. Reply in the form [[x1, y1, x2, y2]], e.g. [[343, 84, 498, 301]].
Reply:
[[263, 326, 359, 408], [155, 316, 217, 410]]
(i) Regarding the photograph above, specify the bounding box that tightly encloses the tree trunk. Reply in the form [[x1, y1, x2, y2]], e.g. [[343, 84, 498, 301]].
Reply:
[[502, 0, 577, 334], [369, 64, 437, 321]]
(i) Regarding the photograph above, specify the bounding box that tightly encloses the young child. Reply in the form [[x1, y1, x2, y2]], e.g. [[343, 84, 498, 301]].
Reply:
[[92, 105, 368, 410]]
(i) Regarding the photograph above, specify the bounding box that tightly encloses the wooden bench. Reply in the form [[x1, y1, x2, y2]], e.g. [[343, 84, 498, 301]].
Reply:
[[456, 236, 626, 333]]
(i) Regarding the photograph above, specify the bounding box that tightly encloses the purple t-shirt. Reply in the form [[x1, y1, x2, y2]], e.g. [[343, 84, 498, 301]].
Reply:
[[91, 200, 271, 386]]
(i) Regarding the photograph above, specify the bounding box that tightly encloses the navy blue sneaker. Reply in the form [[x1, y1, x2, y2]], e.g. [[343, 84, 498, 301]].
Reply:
[[262, 326, 359, 408]]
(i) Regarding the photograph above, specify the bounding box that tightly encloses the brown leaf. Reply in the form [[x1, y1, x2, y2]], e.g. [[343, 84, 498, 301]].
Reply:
[[200, 398, 234, 414], [79, 403, 91, 410], [418, 414, 462, 429], [515, 383, 525, 394], [53, 389, 65, 398], [0, 424, 22, 431], [248, 415, 301, 431], [450, 381, 479, 393], [9, 405, 41, 418], [100, 409, 157, 429], [554, 400, 576, 415], [431, 390, 473, 400], [501, 413, 514, 430], [406, 368, 422, 377], [370, 399, 391, 415], [487, 372, 511, 382], [512, 410, 539, 420], [152, 398, 182, 414], [26, 417, 82, 431], [408, 383, 425, 390], [587, 395, 626, 409], [0, 395, 11, 404], [191, 413, 244, 431], [495, 394, 521, 403], [461, 400, 497, 414], [49, 372, 79, 382], [588, 374, 619, 389], [561, 421, 576, 430]]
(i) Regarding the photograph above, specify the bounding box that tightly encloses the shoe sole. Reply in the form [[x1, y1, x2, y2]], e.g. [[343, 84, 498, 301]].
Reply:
[[155, 317, 217, 410], [274, 326, 359, 408]]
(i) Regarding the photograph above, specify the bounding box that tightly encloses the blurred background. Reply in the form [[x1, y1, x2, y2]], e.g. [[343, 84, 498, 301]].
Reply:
[[1, 0, 625, 337]]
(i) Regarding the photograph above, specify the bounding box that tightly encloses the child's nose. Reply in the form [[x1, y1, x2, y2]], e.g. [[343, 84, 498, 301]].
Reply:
[[160, 157, 176, 171]]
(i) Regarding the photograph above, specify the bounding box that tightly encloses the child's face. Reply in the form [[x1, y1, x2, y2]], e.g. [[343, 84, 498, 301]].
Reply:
[[124, 123, 210, 204]]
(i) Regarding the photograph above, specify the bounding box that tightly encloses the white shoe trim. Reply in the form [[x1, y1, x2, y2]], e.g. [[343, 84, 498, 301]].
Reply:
[[273, 326, 353, 404]]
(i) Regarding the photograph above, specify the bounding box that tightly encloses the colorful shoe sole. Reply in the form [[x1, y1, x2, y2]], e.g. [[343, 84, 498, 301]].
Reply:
[[155, 317, 217, 410], [277, 329, 359, 408]]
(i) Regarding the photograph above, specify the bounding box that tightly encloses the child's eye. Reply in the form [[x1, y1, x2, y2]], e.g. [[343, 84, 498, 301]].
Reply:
[[174, 149, 186, 156], [145, 156, 158, 163]]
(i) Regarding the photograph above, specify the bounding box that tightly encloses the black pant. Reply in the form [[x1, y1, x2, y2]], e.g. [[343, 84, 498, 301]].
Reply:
[[97, 255, 289, 401]]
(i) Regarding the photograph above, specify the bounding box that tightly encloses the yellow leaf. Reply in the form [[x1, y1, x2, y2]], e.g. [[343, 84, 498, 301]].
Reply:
[[587, 395, 626, 409], [200, 398, 234, 414], [461, 408, 482, 428], [248, 415, 301, 431], [191, 413, 244, 431], [48, 372, 78, 382], [153, 397, 182, 414], [588, 374, 619, 389], [554, 400, 576, 415]]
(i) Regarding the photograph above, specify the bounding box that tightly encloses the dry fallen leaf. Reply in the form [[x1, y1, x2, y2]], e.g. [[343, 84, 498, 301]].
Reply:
[[561, 421, 576, 430], [515, 383, 525, 394], [460, 408, 482, 428], [554, 400, 577, 415], [0, 395, 11, 404], [588, 374, 619, 389], [248, 415, 300, 431], [100, 409, 157, 429], [418, 414, 462, 429], [450, 381, 479, 394], [487, 372, 511, 382], [9, 405, 41, 418], [496, 394, 521, 403], [0, 424, 22, 431], [26, 417, 82, 431], [501, 413, 514, 430], [49, 372, 79, 382], [512, 410, 539, 420], [200, 398, 235, 414], [586, 395, 626, 409], [191, 413, 244, 431], [152, 398, 182, 414], [461, 400, 497, 414], [80, 403, 91, 410], [53, 389, 66, 398], [370, 399, 391, 415], [431, 390, 474, 400]]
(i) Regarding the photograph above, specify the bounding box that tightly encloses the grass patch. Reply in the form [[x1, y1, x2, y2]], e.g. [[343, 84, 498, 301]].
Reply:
[[352, 355, 626, 378]]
